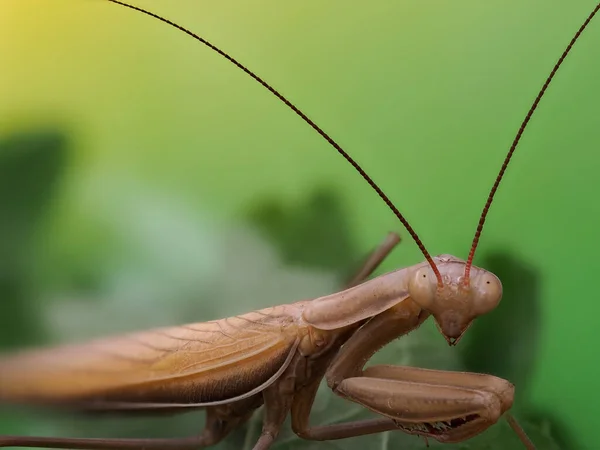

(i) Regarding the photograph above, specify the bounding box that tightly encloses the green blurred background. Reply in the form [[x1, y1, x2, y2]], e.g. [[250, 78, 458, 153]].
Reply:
[[0, 1, 599, 449]]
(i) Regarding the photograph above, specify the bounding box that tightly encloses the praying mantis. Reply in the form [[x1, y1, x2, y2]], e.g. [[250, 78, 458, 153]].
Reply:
[[0, 1, 599, 449]]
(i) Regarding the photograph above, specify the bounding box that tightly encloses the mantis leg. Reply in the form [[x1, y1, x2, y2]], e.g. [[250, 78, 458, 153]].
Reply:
[[344, 232, 400, 289], [291, 298, 428, 441], [291, 373, 400, 441], [328, 366, 533, 448], [333, 366, 514, 444], [0, 402, 255, 449], [343, 232, 400, 288], [250, 377, 295, 450], [292, 300, 533, 448], [0, 435, 210, 449]]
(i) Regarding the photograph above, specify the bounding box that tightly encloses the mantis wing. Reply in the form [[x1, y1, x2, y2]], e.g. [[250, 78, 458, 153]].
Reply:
[[0, 305, 301, 410]]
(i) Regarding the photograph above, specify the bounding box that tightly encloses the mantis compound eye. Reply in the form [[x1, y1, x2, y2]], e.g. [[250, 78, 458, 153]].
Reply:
[[471, 270, 503, 316], [408, 266, 438, 310]]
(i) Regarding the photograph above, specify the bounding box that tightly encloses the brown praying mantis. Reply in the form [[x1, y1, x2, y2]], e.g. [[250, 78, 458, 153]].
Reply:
[[0, 1, 598, 449]]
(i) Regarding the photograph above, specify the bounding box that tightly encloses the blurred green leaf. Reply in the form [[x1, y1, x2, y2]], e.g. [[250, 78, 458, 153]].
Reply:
[[461, 252, 541, 393], [245, 186, 357, 271], [0, 130, 67, 349]]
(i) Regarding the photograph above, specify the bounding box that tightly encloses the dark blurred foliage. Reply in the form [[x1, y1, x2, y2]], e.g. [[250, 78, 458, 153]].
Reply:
[[245, 186, 358, 272], [462, 252, 541, 392], [0, 131, 68, 350], [462, 253, 579, 450]]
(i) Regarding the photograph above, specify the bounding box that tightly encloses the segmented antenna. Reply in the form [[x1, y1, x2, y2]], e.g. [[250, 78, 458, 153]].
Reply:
[[106, 0, 444, 285], [463, 3, 600, 283]]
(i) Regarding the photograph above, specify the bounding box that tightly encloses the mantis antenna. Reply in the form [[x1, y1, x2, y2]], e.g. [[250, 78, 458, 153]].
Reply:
[[463, 3, 600, 283], [104, 0, 444, 286]]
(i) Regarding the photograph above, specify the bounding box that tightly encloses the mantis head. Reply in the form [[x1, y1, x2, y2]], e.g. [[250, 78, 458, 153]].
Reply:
[[409, 255, 503, 346]]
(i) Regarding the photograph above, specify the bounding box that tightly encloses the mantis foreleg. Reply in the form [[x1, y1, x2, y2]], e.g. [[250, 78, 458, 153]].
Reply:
[[292, 299, 534, 449], [291, 297, 428, 440]]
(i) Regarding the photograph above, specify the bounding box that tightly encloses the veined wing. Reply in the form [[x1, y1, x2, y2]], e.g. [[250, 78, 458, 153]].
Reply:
[[0, 304, 304, 407]]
